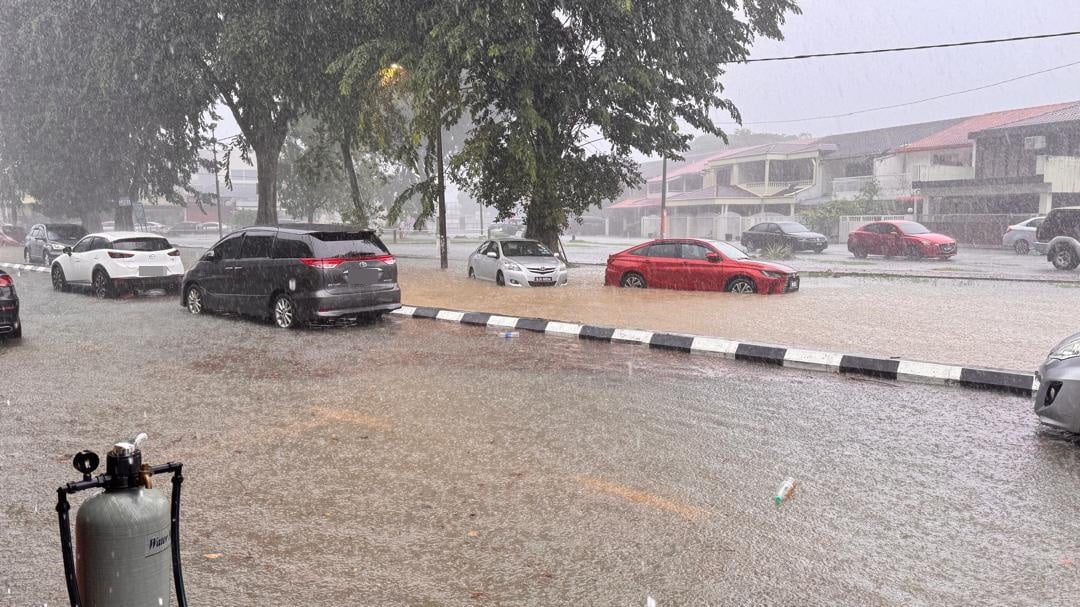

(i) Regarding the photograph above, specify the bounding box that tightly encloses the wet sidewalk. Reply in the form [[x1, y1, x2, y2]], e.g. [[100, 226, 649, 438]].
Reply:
[[397, 258, 1071, 371]]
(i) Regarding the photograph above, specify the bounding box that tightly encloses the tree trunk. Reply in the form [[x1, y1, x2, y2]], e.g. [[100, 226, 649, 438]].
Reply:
[[253, 137, 284, 226], [340, 129, 366, 227], [524, 147, 563, 253], [436, 126, 448, 270], [114, 203, 134, 230]]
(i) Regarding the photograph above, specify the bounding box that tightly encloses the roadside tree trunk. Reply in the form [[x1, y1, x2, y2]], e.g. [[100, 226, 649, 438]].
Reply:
[[340, 129, 366, 227], [524, 146, 564, 253], [252, 132, 286, 226]]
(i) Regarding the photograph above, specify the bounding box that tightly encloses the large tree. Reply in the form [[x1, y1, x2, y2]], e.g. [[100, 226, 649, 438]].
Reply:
[[443, 0, 801, 250], [0, 0, 212, 230]]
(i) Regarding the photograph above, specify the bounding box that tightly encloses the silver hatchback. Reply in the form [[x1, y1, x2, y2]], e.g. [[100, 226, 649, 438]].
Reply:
[[468, 238, 568, 287], [1034, 332, 1080, 433]]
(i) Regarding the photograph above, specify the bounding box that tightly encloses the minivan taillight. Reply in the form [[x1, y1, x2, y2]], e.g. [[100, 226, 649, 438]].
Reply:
[[301, 255, 395, 269], [108, 251, 134, 259]]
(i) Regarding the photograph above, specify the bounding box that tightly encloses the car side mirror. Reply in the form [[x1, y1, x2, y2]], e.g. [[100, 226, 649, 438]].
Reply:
[[706, 252, 721, 262], [204, 249, 218, 261], [63, 247, 72, 256], [485, 251, 498, 258]]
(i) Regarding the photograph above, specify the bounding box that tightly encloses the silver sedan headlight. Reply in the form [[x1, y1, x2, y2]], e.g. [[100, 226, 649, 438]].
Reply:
[[504, 261, 523, 271], [1049, 337, 1080, 361]]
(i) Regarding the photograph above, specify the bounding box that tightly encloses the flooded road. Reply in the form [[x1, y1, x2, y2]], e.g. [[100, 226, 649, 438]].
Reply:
[[2, 272, 1079, 606], [395, 257, 1070, 371]]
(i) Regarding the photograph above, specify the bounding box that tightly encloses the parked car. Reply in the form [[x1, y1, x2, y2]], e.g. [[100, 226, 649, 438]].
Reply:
[[605, 238, 799, 294], [23, 223, 87, 265], [1034, 331, 1080, 434], [0, 269, 21, 339], [163, 221, 203, 235], [198, 222, 228, 233], [1035, 206, 1080, 270], [50, 232, 183, 298], [0, 224, 26, 247], [181, 225, 400, 328], [1002, 216, 1044, 255], [846, 220, 957, 260], [741, 221, 828, 253], [467, 238, 568, 287]]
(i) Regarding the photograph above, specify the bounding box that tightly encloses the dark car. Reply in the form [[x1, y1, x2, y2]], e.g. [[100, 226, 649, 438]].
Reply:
[[1035, 206, 1080, 270], [0, 269, 21, 339], [23, 223, 87, 265], [605, 238, 799, 294], [181, 225, 401, 328], [846, 220, 957, 260], [741, 221, 828, 253]]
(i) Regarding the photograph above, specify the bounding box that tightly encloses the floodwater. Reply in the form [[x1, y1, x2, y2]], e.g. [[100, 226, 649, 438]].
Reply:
[[397, 257, 1071, 371], [2, 273, 1080, 605]]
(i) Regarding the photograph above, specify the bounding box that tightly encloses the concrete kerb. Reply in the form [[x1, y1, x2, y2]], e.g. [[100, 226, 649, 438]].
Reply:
[[392, 305, 1037, 397], [0, 262, 49, 274]]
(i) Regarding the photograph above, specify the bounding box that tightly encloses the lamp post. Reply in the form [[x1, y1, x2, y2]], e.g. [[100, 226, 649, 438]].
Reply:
[[659, 156, 668, 239], [211, 132, 223, 241]]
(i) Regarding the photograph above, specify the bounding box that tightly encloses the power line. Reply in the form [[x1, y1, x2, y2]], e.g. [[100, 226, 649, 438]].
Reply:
[[745, 30, 1080, 63], [725, 58, 1080, 126]]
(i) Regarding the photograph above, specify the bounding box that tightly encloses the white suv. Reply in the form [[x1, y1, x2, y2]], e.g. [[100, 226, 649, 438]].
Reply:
[[50, 232, 185, 297]]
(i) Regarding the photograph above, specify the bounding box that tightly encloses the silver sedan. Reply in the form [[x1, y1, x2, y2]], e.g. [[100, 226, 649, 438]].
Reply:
[[1035, 332, 1080, 433], [467, 238, 568, 287]]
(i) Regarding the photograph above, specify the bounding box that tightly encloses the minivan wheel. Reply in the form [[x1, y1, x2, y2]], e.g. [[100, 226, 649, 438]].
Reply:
[[1013, 239, 1030, 255], [496, 271, 505, 286], [272, 294, 300, 329], [1052, 246, 1080, 270], [185, 285, 205, 315]]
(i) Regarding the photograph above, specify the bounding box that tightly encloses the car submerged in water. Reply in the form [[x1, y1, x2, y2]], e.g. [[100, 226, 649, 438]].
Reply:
[[605, 238, 799, 294], [467, 238, 568, 287]]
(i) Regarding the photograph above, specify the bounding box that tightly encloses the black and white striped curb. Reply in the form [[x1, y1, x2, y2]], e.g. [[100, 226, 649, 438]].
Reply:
[[391, 305, 1037, 397], [0, 262, 49, 274]]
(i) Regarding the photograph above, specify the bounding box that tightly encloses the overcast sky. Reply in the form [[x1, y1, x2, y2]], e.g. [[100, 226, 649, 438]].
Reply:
[[714, 0, 1080, 137]]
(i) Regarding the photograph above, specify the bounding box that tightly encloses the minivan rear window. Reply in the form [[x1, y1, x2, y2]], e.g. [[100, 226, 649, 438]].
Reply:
[[111, 237, 172, 251], [310, 232, 388, 257]]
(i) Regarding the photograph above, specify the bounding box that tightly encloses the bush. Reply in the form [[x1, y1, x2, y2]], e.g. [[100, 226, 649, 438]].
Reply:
[[761, 241, 794, 260]]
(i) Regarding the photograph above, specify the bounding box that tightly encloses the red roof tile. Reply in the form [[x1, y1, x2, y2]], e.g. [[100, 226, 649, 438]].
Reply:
[[608, 197, 659, 210], [898, 103, 1075, 152]]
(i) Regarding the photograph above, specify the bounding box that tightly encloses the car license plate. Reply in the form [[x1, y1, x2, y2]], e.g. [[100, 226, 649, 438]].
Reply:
[[346, 268, 381, 285], [138, 266, 166, 277], [533, 276, 554, 283], [787, 276, 800, 292]]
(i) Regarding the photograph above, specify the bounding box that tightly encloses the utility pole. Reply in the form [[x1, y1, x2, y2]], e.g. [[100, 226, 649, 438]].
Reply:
[[211, 133, 223, 241], [435, 124, 448, 270], [659, 156, 668, 239]]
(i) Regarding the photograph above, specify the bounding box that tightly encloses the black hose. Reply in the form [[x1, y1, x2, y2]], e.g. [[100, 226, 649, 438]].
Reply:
[[55, 488, 82, 607], [168, 464, 187, 607]]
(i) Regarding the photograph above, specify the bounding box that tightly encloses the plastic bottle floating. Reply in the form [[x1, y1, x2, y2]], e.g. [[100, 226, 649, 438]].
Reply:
[[497, 331, 519, 338], [774, 478, 797, 506]]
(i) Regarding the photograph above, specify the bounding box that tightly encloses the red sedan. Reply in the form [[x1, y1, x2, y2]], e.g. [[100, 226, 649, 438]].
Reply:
[[604, 238, 799, 294], [846, 220, 957, 260]]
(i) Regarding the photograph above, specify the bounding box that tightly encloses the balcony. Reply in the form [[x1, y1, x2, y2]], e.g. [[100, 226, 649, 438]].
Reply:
[[831, 174, 911, 201], [1037, 155, 1080, 193], [914, 165, 975, 182], [738, 179, 813, 197]]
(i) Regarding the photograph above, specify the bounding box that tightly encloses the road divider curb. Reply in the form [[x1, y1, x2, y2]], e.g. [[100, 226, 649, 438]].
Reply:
[[391, 305, 1036, 397], [0, 262, 49, 274]]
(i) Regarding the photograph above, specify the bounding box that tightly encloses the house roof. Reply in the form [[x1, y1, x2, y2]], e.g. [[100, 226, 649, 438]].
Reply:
[[608, 197, 658, 210], [816, 118, 967, 159], [897, 102, 1075, 152], [974, 101, 1080, 133], [709, 140, 836, 162]]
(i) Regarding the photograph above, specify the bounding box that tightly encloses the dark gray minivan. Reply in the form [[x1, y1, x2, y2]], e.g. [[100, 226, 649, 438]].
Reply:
[[181, 225, 400, 328]]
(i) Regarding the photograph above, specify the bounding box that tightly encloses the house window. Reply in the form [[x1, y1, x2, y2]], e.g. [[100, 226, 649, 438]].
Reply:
[[932, 153, 963, 167]]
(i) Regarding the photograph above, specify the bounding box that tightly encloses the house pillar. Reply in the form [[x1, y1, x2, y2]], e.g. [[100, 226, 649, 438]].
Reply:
[[764, 159, 771, 189], [789, 203, 796, 216], [1039, 192, 1054, 214]]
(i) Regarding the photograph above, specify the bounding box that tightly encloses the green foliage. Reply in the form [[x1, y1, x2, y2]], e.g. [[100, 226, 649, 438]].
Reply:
[[231, 208, 257, 228], [0, 0, 213, 229], [802, 179, 890, 235]]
